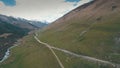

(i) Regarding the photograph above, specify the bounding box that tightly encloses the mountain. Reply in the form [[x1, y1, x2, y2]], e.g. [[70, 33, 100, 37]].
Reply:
[[0, 14, 48, 30], [39, 0, 120, 64], [0, 20, 28, 60], [0, 14, 47, 61], [0, 0, 120, 68], [29, 21, 48, 28]]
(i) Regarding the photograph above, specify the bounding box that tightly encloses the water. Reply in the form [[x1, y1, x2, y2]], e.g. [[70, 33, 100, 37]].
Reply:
[[0, 41, 20, 63], [0, 47, 10, 63]]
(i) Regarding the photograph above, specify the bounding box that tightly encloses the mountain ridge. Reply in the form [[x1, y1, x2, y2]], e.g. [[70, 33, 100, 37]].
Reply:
[[39, 0, 120, 64], [45, 0, 119, 30], [0, 14, 48, 30]]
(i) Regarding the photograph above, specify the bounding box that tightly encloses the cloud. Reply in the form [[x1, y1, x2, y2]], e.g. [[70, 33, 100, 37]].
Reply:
[[0, 0, 91, 22]]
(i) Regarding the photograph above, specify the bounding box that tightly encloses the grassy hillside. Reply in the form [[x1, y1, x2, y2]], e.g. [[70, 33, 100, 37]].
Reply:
[[0, 0, 120, 68], [0, 35, 60, 68], [0, 35, 114, 68], [38, 0, 120, 64]]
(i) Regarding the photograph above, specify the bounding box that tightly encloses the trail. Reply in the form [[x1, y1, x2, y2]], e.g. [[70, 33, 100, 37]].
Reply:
[[34, 36, 64, 68], [34, 36, 120, 68]]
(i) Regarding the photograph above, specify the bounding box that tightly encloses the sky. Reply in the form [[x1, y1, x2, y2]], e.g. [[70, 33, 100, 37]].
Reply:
[[0, 0, 91, 23]]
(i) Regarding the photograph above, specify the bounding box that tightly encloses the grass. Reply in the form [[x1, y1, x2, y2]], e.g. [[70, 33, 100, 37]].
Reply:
[[0, 34, 115, 68], [38, 12, 120, 64], [54, 49, 114, 68], [0, 35, 60, 68], [0, 1, 120, 67]]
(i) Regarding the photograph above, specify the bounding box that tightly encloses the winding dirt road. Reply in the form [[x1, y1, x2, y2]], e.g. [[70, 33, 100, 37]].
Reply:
[[34, 35, 120, 68], [34, 36, 64, 68]]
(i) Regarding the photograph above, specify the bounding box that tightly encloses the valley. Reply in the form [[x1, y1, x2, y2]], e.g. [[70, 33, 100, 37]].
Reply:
[[0, 14, 47, 62], [0, 0, 120, 68]]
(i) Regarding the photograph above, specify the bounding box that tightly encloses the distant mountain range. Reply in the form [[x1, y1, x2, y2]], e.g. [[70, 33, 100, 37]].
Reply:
[[0, 14, 48, 60], [0, 14, 48, 30], [29, 21, 48, 28]]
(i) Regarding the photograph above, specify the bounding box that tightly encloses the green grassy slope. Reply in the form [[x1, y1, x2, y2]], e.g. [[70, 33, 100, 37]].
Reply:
[[0, 35, 114, 68], [0, 0, 120, 68], [54, 50, 114, 68], [0, 35, 60, 68], [38, 0, 120, 64]]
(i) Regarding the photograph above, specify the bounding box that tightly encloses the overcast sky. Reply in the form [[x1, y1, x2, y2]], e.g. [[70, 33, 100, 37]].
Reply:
[[0, 0, 91, 22]]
